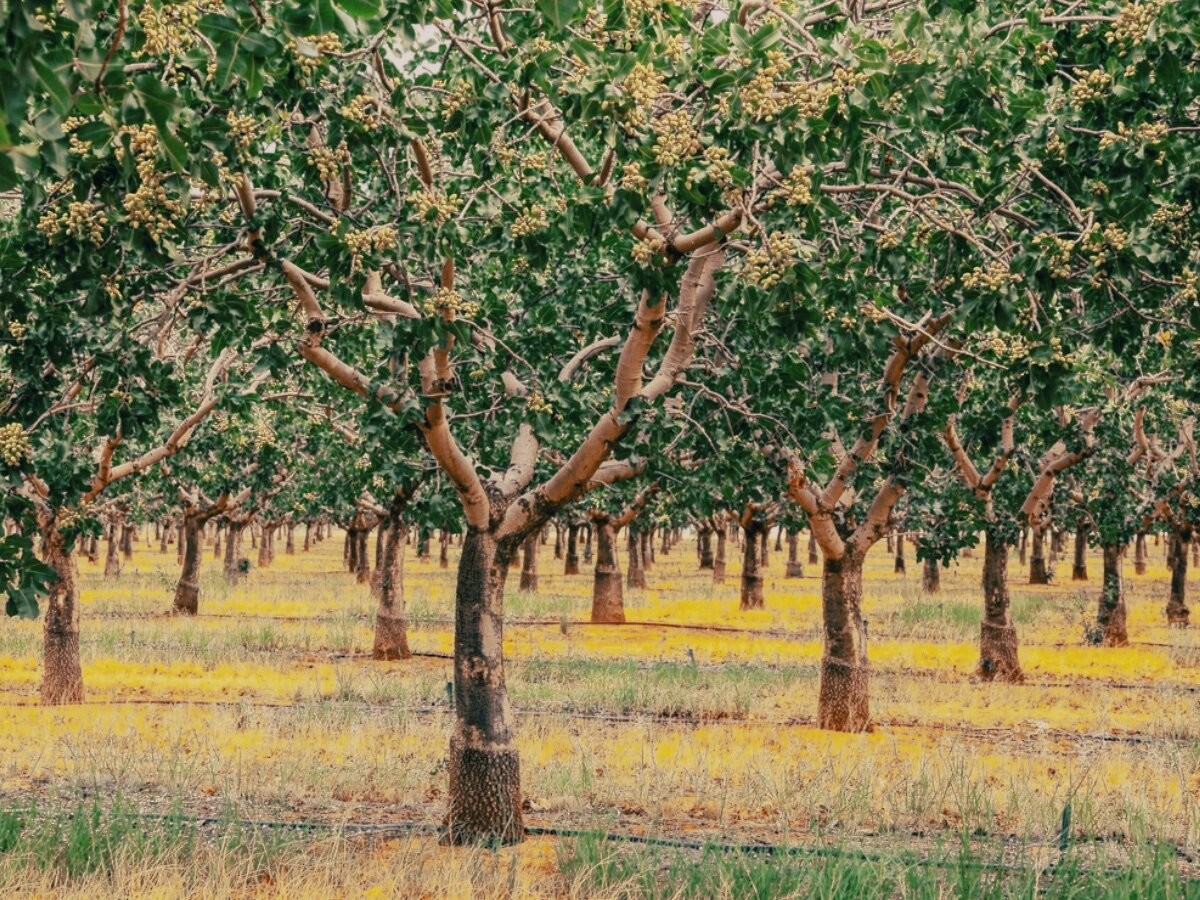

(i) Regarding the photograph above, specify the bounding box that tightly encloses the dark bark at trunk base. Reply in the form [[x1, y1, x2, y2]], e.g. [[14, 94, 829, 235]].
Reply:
[[41, 525, 83, 705], [1072, 524, 1088, 581], [1134, 533, 1147, 575], [978, 622, 1023, 682], [444, 743, 523, 846], [1093, 544, 1128, 647], [519, 533, 538, 593], [698, 528, 713, 570], [713, 530, 726, 585], [922, 556, 941, 594], [626, 530, 646, 590], [818, 658, 870, 733], [591, 522, 624, 623], [740, 525, 764, 610], [1166, 530, 1191, 627], [785, 531, 803, 578], [373, 613, 411, 660], [979, 529, 1022, 682], [893, 533, 906, 574], [808, 532, 819, 566], [564, 524, 580, 576], [1028, 527, 1050, 585]]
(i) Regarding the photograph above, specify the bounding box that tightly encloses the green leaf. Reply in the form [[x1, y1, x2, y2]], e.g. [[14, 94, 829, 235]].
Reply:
[[334, 0, 384, 17], [31, 56, 71, 114], [536, 0, 580, 31]]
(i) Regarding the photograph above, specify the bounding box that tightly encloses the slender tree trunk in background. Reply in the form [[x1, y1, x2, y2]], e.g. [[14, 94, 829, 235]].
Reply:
[[922, 555, 941, 594], [980, 528, 1022, 682], [886, 531, 894, 553], [786, 530, 804, 578], [223, 522, 245, 580], [818, 552, 869, 732], [759, 525, 769, 570], [154, 520, 161, 544], [445, 529, 523, 845], [590, 519, 624, 623], [213, 523, 222, 560], [1194, 539, 1199, 569], [104, 521, 122, 578], [345, 527, 358, 574], [740, 519, 765, 610], [713, 528, 727, 585], [285, 522, 296, 555], [250, 525, 257, 549], [627, 529, 646, 589], [564, 524, 580, 575], [371, 523, 388, 598], [85, 533, 98, 564], [661, 528, 670, 556], [808, 531, 819, 566], [40, 519, 84, 705], [121, 524, 134, 561], [374, 516, 411, 661], [440, 529, 450, 569], [173, 517, 203, 615], [893, 532, 906, 574], [1166, 528, 1192, 627], [1028, 525, 1050, 584], [176, 522, 185, 565], [582, 524, 593, 564], [774, 526, 783, 553], [643, 528, 654, 570], [698, 527, 713, 569], [1018, 527, 1028, 566], [418, 527, 431, 562], [553, 525, 563, 560], [303, 522, 312, 551], [1134, 532, 1147, 575], [355, 526, 371, 584], [1072, 522, 1089, 581], [159, 520, 169, 554], [258, 525, 273, 570], [1094, 543, 1128, 646], [519, 531, 539, 593]]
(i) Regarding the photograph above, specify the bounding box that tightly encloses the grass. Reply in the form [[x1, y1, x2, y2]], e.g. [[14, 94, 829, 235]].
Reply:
[[0, 530, 1196, 895]]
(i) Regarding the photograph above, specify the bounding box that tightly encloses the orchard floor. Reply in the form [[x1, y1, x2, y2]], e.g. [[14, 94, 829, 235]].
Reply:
[[1, 533, 1200, 898]]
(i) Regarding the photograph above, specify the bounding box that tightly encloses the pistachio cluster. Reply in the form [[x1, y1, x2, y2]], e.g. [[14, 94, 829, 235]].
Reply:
[[226, 111, 258, 153], [961, 261, 1022, 292], [291, 33, 343, 76], [527, 390, 553, 414], [1098, 120, 1167, 150], [510, 204, 549, 238], [620, 62, 666, 125], [652, 109, 700, 167], [407, 188, 462, 226], [772, 165, 813, 207], [252, 416, 275, 451], [308, 144, 351, 183], [343, 224, 397, 255], [422, 286, 480, 319], [1069, 69, 1113, 104], [1035, 234, 1076, 279], [0, 423, 30, 467], [118, 124, 184, 242], [138, 0, 205, 58], [686, 145, 735, 192], [1108, 0, 1167, 47], [340, 94, 383, 131], [631, 234, 667, 266], [36, 201, 107, 245], [441, 80, 474, 117], [620, 161, 648, 191], [742, 231, 798, 290]]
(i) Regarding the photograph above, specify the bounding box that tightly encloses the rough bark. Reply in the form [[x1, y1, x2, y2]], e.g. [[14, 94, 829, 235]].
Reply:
[[121, 524, 134, 560], [1072, 522, 1089, 581], [355, 526, 372, 584], [173, 517, 203, 615], [440, 529, 451, 569], [564, 523, 580, 575], [785, 530, 804, 578], [103, 520, 122, 578], [980, 528, 1022, 682], [922, 555, 941, 594], [697, 526, 713, 570], [1018, 527, 1027, 566], [285, 522, 296, 555], [553, 525, 563, 560], [303, 522, 312, 552], [808, 531, 819, 565], [1028, 525, 1050, 584], [590, 519, 624, 623], [445, 529, 522, 845], [740, 518, 765, 610], [893, 532, 906, 574], [641, 528, 653, 572], [1134, 532, 1147, 575], [582, 524, 593, 564], [1166, 528, 1192, 626], [713, 527, 727, 585], [626, 529, 646, 589], [1093, 543, 1129, 646], [374, 515, 411, 661], [518, 531, 538, 593], [223, 519, 247, 580], [257, 525, 273, 570], [40, 519, 84, 705], [818, 553, 869, 732]]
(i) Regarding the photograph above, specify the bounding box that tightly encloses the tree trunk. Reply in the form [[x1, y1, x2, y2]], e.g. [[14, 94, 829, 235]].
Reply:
[[176, 522, 185, 565], [355, 526, 371, 584], [808, 531, 819, 565], [345, 527, 355, 571], [641, 529, 653, 571], [698, 527, 713, 570], [893, 532, 906, 574], [40, 520, 84, 705], [818, 553, 869, 732], [418, 526, 431, 562], [371, 524, 388, 598], [1093, 543, 1128, 646], [104, 521, 121, 578], [1018, 527, 1027, 566], [759, 525, 769, 570], [445, 529, 522, 845], [285, 522, 295, 555], [213, 523, 222, 560], [1134, 532, 1147, 575], [86, 534, 97, 563], [223, 522, 245, 580], [173, 517, 203, 615], [1072, 523, 1088, 581], [553, 525, 563, 560], [660, 528, 670, 556], [980, 528, 1022, 682], [374, 519, 411, 660], [922, 555, 941, 594], [258, 525, 273, 570], [564, 524, 580, 575], [1166, 528, 1192, 627], [1028, 525, 1050, 584], [740, 519, 765, 610], [582, 524, 593, 564], [774, 525, 783, 553], [121, 524, 134, 561], [786, 530, 804, 578], [518, 531, 538, 593], [590, 520, 624, 623], [303, 522, 312, 552], [440, 529, 451, 569], [713, 528, 727, 585], [626, 529, 646, 589]]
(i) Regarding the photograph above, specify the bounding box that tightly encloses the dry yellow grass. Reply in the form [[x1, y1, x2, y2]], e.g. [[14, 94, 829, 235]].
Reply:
[[0, 529, 1197, 896]]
